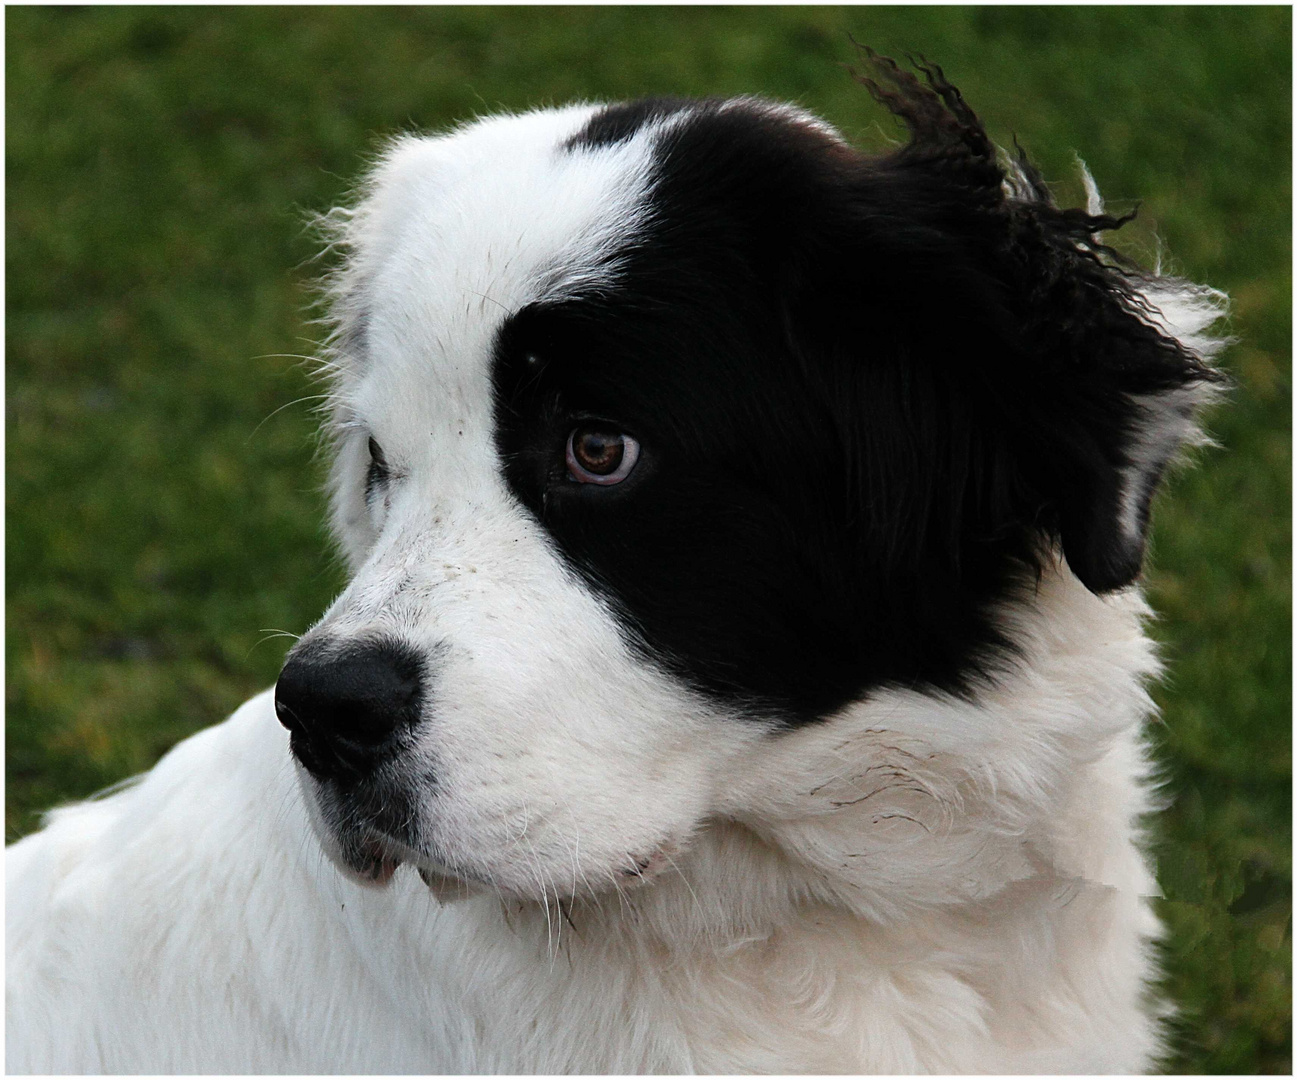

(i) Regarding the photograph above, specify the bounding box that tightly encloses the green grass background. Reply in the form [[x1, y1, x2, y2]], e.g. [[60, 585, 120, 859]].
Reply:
[[6, 6, 1290, 1072]]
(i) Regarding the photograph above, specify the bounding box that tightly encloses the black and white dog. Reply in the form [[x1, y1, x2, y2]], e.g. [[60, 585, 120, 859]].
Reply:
[[7, 56, 1226, 1072]]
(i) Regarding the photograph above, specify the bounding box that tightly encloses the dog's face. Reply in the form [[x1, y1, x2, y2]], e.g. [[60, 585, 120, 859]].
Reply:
[[275, 64, 1221, 905]]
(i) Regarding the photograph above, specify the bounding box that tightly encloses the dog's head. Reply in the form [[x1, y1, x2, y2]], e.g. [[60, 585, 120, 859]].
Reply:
[[274, 57, 1224, 909]]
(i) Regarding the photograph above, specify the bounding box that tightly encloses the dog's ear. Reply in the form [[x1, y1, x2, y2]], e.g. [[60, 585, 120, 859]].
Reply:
[[1031, 275, 1227, 594], [839, 51, 1229, 594]]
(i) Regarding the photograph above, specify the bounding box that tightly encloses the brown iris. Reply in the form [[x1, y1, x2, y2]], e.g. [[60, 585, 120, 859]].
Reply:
[[573, 429, 623, 473], [565, 425, 640, 486]]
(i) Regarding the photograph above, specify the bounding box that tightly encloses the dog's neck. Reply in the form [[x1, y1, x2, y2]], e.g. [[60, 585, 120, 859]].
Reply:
[[558, 566, 1160, 944]]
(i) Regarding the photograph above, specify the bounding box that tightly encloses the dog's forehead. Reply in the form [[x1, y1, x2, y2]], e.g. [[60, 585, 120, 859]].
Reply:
[[347, 105, 660, 443]]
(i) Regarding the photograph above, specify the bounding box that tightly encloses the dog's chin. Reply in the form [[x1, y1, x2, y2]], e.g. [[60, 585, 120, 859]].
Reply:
[[317, 813, 486, 904], [321, 821, 676, 906], [292, 762, 681, 906], [293, 763, 483, 902]]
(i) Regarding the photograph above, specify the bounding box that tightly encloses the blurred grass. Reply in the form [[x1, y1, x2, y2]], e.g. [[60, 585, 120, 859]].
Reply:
[[5, 7, 1289, 1072]]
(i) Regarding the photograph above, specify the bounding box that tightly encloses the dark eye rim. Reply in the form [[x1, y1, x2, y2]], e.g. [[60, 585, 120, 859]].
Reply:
[[564, 423, 641, 486], [365, 435, 390, 499]]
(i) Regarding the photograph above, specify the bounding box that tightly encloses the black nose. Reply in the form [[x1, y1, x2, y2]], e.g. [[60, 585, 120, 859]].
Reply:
[[275, 639, 425, 784]]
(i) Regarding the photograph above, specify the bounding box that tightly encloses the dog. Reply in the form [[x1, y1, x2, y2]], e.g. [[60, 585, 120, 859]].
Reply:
[[6, 55, 1226, 1073]]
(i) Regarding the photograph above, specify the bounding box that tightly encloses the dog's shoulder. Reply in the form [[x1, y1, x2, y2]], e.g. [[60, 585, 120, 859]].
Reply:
[[5, 693, 301, 1072]]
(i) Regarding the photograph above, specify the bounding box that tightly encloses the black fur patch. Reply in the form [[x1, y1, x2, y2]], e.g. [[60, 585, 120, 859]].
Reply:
[[564, 97, 696, 150], [493, 56, 1219, 724]]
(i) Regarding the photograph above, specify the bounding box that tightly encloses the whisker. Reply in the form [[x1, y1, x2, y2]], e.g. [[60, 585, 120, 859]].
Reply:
[[247, 394, 332, 442], [247, 629, 301, 659]]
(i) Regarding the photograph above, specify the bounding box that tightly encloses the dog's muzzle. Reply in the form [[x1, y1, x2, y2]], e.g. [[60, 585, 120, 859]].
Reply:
[[275, 638, 425, 785]]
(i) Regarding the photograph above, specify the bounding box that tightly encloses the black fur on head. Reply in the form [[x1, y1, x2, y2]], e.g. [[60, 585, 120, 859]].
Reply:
[[493, 54, 1226, 723], [848, 47, 1226, 592]]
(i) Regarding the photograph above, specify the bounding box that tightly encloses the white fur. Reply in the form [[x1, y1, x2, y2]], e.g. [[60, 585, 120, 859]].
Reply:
[[7, 103, 1218, 1073]]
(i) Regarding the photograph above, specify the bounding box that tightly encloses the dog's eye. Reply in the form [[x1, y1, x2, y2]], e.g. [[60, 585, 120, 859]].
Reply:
[[365, 437, 390, 497], [565, 425, 639, 486]]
